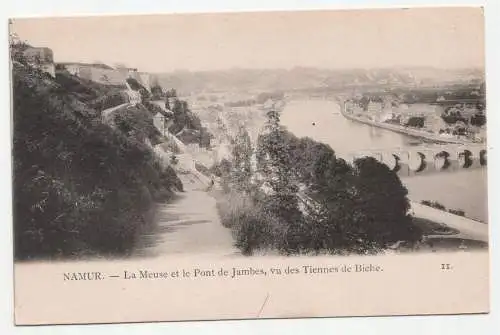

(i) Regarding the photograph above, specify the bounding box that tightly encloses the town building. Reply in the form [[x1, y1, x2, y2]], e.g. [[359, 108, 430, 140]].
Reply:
[[367, 101, 383, 114]]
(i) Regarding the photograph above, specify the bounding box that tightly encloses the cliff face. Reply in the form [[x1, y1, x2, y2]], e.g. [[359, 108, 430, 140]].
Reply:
[[11, 58, 182, 260]]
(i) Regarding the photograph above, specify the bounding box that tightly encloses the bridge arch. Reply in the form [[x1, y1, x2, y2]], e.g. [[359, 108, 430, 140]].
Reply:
[[381, 152, 398, 171], [434, 151, 451, 170], [392, 154, 401, 172], [409, 151, 426, 173], [458, 149, 473, 169], [480, 149, 487, 166]]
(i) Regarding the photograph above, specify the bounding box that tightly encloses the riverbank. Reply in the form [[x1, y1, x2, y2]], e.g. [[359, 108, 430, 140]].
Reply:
[[410, 201, 487, 241], [340, 102, 482, 145]]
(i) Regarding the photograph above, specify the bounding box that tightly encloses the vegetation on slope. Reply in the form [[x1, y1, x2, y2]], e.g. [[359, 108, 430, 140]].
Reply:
[[11, 50, 182, 260], [214, 109, 423, 255]]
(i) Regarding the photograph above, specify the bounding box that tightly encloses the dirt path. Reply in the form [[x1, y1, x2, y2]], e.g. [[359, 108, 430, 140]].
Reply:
[[133, 174, 238, 258]]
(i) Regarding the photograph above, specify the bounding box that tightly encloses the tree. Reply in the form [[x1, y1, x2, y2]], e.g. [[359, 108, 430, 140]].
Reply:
[[151, 85, 163, 100], [300, 152, 421, 254], [470, 112, 486, 127], [351, 157, 421, 247], [230, 126, 253, 192], [256, 109, 304, 252], [406, 116, 425, 128], [168, 100, 187, 134], [165, 88, 177, 98]]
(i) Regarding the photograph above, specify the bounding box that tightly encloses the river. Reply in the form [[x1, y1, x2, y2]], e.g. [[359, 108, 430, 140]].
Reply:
[[280, 100, 488, 222]]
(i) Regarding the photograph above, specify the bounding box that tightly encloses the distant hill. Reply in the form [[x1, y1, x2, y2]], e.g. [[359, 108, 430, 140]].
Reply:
[[153, 67, 485, 95]]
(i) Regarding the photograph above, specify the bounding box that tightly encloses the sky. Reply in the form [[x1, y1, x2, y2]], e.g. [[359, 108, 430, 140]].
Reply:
[[10, 7, 485, 73]]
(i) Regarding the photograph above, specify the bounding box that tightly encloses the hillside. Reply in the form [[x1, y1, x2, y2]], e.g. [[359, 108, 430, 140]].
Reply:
[[11, 56, 183, 260], [154, 67, 485, 94]]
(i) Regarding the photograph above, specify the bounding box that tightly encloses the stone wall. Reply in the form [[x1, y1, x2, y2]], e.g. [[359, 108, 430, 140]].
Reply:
[[78, 67, 128, 86]]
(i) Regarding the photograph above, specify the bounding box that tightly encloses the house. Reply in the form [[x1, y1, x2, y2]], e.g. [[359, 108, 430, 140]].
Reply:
[[367, 101, 383, 114]]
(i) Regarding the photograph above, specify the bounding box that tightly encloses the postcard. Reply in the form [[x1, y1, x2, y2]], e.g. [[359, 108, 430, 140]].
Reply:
[[10, 7, 489, 325]]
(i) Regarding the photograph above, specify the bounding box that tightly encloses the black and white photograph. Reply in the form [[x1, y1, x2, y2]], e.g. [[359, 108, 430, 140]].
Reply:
[[9, 6, 490, 325]]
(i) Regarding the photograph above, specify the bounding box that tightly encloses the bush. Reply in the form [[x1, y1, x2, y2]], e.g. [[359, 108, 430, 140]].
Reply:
[[406, 116, 425, 128], [470, 112, 486, 127], [421, 200, 446, 211], [215, 191, 285, 255], [448, 208, 466, 217], [112, 105, 161, 144]]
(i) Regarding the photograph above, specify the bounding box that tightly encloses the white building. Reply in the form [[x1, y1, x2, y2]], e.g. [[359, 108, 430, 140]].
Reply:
[[367, 101, 383, 114]]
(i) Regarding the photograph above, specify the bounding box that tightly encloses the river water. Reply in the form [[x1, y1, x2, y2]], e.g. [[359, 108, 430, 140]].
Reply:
[[280, 100, 488, 222]]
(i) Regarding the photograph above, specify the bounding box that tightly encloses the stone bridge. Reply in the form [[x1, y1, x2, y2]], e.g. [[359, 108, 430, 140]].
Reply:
[[341, 144, 487, 177]]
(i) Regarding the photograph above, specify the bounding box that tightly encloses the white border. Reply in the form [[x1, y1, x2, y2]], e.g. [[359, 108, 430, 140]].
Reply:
[[1, 1, 498, 334]]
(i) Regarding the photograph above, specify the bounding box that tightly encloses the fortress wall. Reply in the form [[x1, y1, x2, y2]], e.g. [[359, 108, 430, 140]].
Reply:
[[90, 68, 128, 86]]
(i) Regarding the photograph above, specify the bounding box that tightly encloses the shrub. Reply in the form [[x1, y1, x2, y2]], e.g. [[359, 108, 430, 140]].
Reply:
[[448, 208, 466, 217], [421, 200, 446, 211], [215, 191, 286, 255]]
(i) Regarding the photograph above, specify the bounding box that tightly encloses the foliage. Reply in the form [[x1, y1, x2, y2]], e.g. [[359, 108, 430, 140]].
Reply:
[[53, 70, 126, 106], [421, 200, 466, 217], [470, 112, 486, 127], [216, 108, 422, 255], [142, 101, 167, 117], [92, 91, 130, 111], [405, 116, 425, 128], [167, 99, 212, 148], [420, 200, 446, 211], [126, 77, 151, 102], [441, 108, 469, 125], [112, 105, 162, 144], [229, 126, 253, 192], [12, 62, 182, 260], [165, 88, 177, 98], [151, 85, 164, 100], [448, 209, 465, 217]]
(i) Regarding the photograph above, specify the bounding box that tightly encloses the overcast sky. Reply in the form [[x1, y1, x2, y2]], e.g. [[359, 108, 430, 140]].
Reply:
[[10, 7, 485, 73]]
